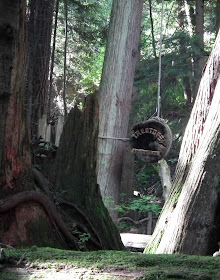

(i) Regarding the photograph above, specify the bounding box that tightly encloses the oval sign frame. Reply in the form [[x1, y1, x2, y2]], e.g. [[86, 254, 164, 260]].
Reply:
[[131, 117, 172, 163]]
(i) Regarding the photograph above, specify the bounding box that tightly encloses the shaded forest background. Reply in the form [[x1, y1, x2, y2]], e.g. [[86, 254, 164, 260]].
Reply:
[[0, 0, 220, 252]]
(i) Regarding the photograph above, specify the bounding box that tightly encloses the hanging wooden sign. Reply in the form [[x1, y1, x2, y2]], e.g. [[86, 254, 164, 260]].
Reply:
[[131, 117, 172, 163]]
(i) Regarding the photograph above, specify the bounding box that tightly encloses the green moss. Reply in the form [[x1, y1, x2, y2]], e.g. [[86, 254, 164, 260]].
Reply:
[[2, 247, 220, 280]]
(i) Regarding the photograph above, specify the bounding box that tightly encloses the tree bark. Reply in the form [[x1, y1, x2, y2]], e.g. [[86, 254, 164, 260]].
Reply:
[[48, 0, 59, 123], [149, 0, 157, 58], [97, 0, 144, 222], [215, 0, 220, 37], [0, 0, 21, 171], [26, 0, 55, 140], [0, 0, 64, 248], [0, 0, 121, 251], [158, 159, 172, 202], [145, 29, 220, 256], [0, 0, 31, 190], [193, 0, 205, 98], [63, 0, 68, 119], [177, 0, 192, 103], [51, 92, 124, 250]]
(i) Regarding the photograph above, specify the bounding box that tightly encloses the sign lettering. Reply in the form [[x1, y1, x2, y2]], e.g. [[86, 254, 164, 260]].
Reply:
[[132, 127, 164, 141]]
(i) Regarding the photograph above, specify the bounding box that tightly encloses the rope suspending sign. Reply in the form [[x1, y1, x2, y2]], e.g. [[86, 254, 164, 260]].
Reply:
[[131, 0, 172, 163], [157, 0, 164, 117]]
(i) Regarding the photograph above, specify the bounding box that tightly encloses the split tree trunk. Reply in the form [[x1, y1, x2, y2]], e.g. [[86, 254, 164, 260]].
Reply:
[[145, 29, 220, 256], [98, 0, 144, 222], [52, 93, 124, 250]]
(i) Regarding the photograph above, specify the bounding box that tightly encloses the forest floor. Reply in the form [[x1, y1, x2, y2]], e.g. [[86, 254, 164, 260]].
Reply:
[[1, 247, 220, 280]]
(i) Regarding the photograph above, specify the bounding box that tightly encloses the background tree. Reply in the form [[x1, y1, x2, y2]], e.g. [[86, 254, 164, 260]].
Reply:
[[26, 0, 55, 141], [128, 1, 217, 220], [97, 0, 144, 221], [0, 0, 31, 193], [145, 29, 220, 255], [0, 0, 123, 250]]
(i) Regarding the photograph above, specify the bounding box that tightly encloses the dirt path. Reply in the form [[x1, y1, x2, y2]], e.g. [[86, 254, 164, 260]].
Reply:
[[3, 266, 145, 279]]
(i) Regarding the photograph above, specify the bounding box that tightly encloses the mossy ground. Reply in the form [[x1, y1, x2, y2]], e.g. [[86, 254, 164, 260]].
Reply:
[[1, 247, 220, 279]]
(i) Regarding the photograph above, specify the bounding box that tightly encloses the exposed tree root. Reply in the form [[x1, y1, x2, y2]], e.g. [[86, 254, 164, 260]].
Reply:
[[0, 191, 79, 250], [57, 198, 103, 249], [32, 167, 104, 249], [32, 167, 54, 201], [1, 167, 106, 250]]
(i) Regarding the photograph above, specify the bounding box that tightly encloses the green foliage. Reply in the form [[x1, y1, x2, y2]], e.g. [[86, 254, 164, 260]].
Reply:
[[72, 229, 91, 250], [128, 196, 162, 215], [131, 1, 216, 124], [53, 0, 112, 104], [116, 195, 162, 217]]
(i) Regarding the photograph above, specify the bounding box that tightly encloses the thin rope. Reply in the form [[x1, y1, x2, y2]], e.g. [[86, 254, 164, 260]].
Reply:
[[98, 136, 130, 141], [157, 0, 165, 117]]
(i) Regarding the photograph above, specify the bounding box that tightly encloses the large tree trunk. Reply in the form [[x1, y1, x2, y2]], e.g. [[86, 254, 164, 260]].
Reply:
[[0, 1, 122, 250], [145, 29, 220, 256], [0, 0, 31, 191], [26, 0, 54, 140], [97, 0, 144, 222], [51, 93, 124, 250], [0, 0, 64, 248]]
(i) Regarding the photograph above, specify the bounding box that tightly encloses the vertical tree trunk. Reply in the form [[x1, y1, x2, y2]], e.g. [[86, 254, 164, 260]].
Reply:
[[0, 0, 64, 248], [149, 0, 157, 58], [194, 0, 205, 98], [97, 0, 144, 222], [120, 143, 135, 204], [26, 0, 55, 140], [63, 0, 68, 120], [177, 0, 192, 103], [144, 30, 220, 255], [52, 93, 124, 250], [0, 0, 31, 190], [215, 0, 220, 37], [186, 0, 196, 33], [0, 1, 20, 171], [0, 0, 124, 251], [48, 0, 60, 123]]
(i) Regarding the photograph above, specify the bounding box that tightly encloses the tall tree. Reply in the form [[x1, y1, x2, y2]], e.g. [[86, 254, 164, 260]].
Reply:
[[97, 0, 144, 221], [194, 0, 205, 97], [149, 0, 157, 59], [177, 0, 192, 103], [26, 0, 55, 140], [215, 0, 220, 37], [145, 29, 220, 255], [63, 0, 68, 119], [0, 0, 31, 192], [0, 0, 53, 247], [48, 0, 59, 124], [0, 0, 124, 250]]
